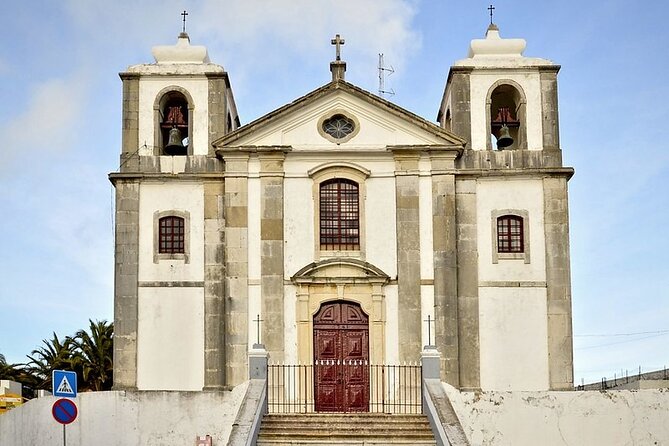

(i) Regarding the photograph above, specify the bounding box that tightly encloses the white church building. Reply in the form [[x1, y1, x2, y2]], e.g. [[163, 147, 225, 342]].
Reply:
[[3, 22, 668, 446], [110, 24, 573, 399]]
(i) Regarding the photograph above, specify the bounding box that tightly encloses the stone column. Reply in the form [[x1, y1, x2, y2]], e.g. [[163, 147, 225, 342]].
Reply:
[[540, 67, 561, 151], [119, 73, 140, 172], [259, 151, 287, 362], [544, 176, 574, 390], [203, 180, 227, 390], [223, 153, 250, 386], [207, 73, 229, 154], [393, 149, 422, 363], [447, 69, 473, 147], [112, 179, 140, 390], [455, 178, 480, 390], [430, 151, 459, 385]]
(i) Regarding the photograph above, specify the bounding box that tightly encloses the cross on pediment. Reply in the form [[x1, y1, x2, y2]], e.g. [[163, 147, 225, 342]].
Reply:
[[331, 34, 345, 61]]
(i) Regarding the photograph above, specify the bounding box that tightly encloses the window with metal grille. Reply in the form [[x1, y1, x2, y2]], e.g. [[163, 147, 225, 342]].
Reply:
[[497, 215, 524, 253], [158, 216, 185, 254], [320, 179, 359, 250]]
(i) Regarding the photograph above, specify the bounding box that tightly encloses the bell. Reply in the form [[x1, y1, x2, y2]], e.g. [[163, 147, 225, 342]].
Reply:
[[496, 124, 514, 149], [164, 127, 186, 155]]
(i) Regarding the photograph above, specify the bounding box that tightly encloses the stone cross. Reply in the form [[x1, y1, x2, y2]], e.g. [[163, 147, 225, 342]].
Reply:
[[181, 10, 189, 33], [253, 314, 263, 345], [488, 4, 495, 25], [331, 34, 345, 61], [424, 315, 435, 346]]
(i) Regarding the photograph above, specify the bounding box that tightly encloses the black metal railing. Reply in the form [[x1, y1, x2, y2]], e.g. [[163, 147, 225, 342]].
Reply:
[[267, 361, 422, 414]]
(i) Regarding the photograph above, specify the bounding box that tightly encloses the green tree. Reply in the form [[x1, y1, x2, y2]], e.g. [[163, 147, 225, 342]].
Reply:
[[25, 333, 75, 390], [69, 320, 114, 391]]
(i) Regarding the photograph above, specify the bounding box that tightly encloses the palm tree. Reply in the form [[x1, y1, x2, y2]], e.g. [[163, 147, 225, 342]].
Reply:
[[25, 333, 75, 390], [69, 320, 113, 391], [0, 353, 20, 381]]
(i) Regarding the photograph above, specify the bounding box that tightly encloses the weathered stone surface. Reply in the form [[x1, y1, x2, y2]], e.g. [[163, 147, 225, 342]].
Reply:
[[395, 162, 422, 363], [113, 180, 140, 390], [543, 177, 573, 390], [455, 179, 479, 390]]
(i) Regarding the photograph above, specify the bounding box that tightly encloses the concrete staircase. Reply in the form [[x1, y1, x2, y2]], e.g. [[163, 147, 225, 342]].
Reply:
[[256, 413, 437, 445]]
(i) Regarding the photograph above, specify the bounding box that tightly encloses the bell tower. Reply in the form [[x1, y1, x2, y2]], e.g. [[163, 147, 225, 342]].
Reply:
[[438, 23, 560, 154], [111, 30, 238, 391], [436, 23, 574, 392]]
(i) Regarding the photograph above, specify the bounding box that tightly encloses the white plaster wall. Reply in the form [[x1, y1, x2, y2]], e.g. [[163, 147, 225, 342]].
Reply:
[[420, 285, 435, 347], [384, 284, 399, 366], [138, 182, 204, 282], [443, 384, 669, 446], [137, 287, 204, 391], [365, 174, 397, 277], [232, 91, 449, 148], [137, 77, 210, 156], [284, 285, 298, 365], [476, 179, 546, 283], [479, 287, 549, 391], [283, 175, 315, 277], [419, 166, 434, 280], [469, 71, 543, 151], [0, 386, 248, 446]]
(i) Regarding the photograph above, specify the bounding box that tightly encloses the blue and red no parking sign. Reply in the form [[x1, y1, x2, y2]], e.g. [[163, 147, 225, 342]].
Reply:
[[52, 398, 78, 425]]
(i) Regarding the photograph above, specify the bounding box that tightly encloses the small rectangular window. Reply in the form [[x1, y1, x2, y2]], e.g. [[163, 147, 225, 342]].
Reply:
[[497, 215, 524, 253], [159, 216, 185, 254]]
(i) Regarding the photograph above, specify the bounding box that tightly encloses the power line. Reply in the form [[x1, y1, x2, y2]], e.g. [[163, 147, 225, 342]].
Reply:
[[575, 332, 669, 350], [574, 329, 669, 337]]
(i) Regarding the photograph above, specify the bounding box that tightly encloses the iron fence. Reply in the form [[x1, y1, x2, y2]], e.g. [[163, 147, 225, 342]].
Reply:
[[267, 360, 422, 414]]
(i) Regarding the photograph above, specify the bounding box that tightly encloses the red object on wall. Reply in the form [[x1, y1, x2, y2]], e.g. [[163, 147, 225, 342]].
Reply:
[[195, 435, 212, 446], [313, 301, 370, 412]]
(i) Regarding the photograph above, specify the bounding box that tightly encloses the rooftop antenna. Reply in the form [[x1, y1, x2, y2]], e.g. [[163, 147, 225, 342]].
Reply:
[[378, 53, 395, 97]]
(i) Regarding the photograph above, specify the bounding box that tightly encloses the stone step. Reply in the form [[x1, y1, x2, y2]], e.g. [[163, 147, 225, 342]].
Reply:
[[257, 413, 436, 445]]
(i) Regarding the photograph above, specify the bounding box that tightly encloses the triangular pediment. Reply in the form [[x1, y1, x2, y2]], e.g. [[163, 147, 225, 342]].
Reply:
[[214, 81, 466, 151]]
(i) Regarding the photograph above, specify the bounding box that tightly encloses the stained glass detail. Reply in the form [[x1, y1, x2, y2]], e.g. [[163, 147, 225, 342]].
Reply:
[[322, 114, 355, 139]]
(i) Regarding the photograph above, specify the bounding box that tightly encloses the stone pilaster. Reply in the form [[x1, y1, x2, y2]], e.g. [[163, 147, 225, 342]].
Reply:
[[540, 67, 561, 151], [112, 179, 140, 390], [455, 178, 480, 390], [203, 180, 227, 390], [544, 176, 574, 390], [223, 153, 250, 386], [447, 68, 473, 146], [259, 151, 286, 362], [119, 73, 140, 172], [393, 149, 422, 362], [207, 73, 228, 154], [430, 151, 459, 385]]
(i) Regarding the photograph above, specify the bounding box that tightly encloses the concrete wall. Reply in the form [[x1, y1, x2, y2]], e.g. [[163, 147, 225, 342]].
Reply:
[[0, 386, 247, 446], [443, 383, 669, 446]]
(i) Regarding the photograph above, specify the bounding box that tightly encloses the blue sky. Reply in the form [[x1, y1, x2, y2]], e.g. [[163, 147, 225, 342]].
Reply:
[[1, 1, 667, 384]]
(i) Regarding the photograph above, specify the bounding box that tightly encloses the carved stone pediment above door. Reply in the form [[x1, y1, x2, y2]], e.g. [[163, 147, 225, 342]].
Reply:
[[290, 258, 390, 367]]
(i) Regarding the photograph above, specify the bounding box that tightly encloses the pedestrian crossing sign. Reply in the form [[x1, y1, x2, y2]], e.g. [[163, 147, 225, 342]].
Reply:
[[52, 370, 77, 398]]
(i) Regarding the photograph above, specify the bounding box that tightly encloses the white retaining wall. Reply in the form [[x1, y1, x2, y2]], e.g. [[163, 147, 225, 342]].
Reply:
[[0, 384, 248, 446], [443, 383, 669, 445]]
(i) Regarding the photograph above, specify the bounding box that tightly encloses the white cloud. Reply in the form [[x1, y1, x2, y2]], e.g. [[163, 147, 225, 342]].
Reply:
[[1, 75, 88, 172]]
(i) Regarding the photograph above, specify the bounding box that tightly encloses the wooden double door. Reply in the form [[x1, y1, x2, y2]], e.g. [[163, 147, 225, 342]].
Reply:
[[313, 301, 370, 412]]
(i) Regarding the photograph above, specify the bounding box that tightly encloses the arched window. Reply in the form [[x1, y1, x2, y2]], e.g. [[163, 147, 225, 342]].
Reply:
[[158, 90, 190, 156], [488, 83, 526, 150], [497, 215, 524, 253], [320, 179, 360, 250], [158, 216, 185, 254]]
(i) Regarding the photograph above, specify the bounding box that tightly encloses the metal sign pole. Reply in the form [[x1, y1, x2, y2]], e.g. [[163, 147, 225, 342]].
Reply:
[[63, 424, 66, 446]]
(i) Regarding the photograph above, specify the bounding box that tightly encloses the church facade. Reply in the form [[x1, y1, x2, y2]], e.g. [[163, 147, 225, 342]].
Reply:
[[110, 25, 574, 398]]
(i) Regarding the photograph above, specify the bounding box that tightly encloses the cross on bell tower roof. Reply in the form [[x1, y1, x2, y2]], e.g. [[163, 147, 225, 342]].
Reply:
[[330, 33, 347, 82]]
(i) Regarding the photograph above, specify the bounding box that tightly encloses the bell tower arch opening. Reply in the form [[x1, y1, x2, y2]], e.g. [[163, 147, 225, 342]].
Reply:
[[154, 88, 193, 156], [487, 81, 526, 150]]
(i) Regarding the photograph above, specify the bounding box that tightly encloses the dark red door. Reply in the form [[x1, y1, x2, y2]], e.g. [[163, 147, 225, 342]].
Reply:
[[313, 301, 369, 412]]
